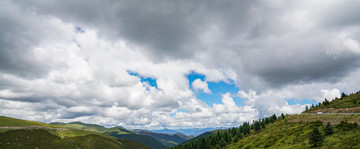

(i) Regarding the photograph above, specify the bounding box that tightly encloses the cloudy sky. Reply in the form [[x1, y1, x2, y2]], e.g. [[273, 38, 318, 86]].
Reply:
[[1, 0, 360, 129]]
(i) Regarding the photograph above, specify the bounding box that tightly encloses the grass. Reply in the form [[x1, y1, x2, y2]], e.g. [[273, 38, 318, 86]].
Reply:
[[0, 116, 61, 128], [304, 91, 360, 113], [0, 116, 151, 149], [225, 115, 360, 149], [0, 129, 128, 149], [51, 122, 130, 135], [51, 122, 167, 149]]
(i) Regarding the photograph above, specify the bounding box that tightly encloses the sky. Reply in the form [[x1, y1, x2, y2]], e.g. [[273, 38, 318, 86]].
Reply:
[[1, 0, 360, 129]]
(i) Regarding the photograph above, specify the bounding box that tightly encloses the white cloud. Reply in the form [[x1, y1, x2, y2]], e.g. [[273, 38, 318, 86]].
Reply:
[[213, 93, 240, 113], [191, 79, 211, 94], [1, 0, 360, 129], [320, 89, 341, 102]]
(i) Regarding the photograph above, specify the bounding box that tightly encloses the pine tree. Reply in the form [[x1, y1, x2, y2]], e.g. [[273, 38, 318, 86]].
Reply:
[[261, 120, 266, 129], [254, 121, 261, 131], [233, 135, 239, 142], [200, 138, 206, 149], [231, 127, 236, 136], [265, 117, 270, 124], [309, 127, 324, 147], [210, 135, 217, 146], [305, 105, 309, 111], [236, 131, 243, 139], [341, 92, 347, 99], [239, 125, 243, 133], [324, 122, 334, 136], [323, 98, 330, 106], [270, 114, 277, 122], [281, 113, 285, 119]]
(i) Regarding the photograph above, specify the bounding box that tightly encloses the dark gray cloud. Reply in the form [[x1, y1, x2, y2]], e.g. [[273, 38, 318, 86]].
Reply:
[[18, 0, 360, 89], [17, 0, 262, 60], [0, 1, 51, 78]]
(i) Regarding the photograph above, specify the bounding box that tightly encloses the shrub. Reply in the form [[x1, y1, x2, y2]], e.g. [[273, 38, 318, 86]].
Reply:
[[336, 121, 357, 131], [309, 127, 324, 147], [324, 122, 334, 136]]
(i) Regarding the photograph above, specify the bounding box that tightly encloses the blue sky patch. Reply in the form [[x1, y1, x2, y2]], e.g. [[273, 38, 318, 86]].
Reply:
[[285, 98, 318, 105], [74, 26, 85, 33], [128, 71, 158, 89], [169, 109, 189, 118], [187, 72, 244, 107]]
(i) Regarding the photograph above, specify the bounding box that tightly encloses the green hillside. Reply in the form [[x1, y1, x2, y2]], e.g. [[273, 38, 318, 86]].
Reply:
[[172, 114, 360, 149], [106, 132, 167, 149], [50, 122, 131, 135], [51, 121, 166, 149], [172, 91, 360, 149], [0, 116, 60, 128], [226, 115, 360, 149], [304, 91, 360, 113], [0, 116, 149, 149]]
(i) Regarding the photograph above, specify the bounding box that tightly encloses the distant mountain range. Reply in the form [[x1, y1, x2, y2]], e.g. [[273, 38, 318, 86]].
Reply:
[[132, 129, 193, 147], [151, 127, 227, 136], [51, 121, 167, 149]]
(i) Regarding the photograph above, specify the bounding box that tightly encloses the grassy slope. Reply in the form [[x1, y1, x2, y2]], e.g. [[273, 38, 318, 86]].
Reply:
[[226, 115, 360, 149], [0, 129, 147, 149], [0, 116, 150, 149], [50, 122, 131, 135], [0, 116, 60, 128], [105, 131, 167, 149], [304, 91, 360, 113], [51, 122, 166, 149]]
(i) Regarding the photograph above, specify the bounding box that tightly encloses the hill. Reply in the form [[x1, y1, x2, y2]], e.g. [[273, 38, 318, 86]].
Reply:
[[0, 116, 61, 128], [152, 128, 180, 134], [0, 116, 149, 149], [51, 121, 166, 149], [132, 129, 193, 147], [304, 91, 360, 113], [172, 91, 360, 149], [152, 128, 222, 136], [226, 115, 360, 148]]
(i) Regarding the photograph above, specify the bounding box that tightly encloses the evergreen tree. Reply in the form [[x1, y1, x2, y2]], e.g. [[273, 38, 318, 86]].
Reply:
[[244, 122, 251, 135], [261, 120, 266, 129], [254, 121, 261, 131], [210, 135, 217, 146], [233, 136, 239, 142], [265, 117, 270, 124], [270, 114, 277, 122], [323, 98, 330, 106], [239, 125, 244, 133], [305, 105, 309, 111], [219, 138, 226, 148], [309, 127, 324, 147], [324, 122, 334, 136], [341, 92, 347, 99], [199, 138, 206, 149], [231, 127, 236, 136], [236, 131, 243, 139], [281, 113, 285, 119]]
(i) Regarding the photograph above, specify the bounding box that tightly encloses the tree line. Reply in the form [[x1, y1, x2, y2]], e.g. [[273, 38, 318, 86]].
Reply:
[[170, 113, 285, 149]]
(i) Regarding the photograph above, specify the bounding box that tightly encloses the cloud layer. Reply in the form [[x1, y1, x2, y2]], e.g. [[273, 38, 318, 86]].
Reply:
[[1, 0, 360, 129]]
